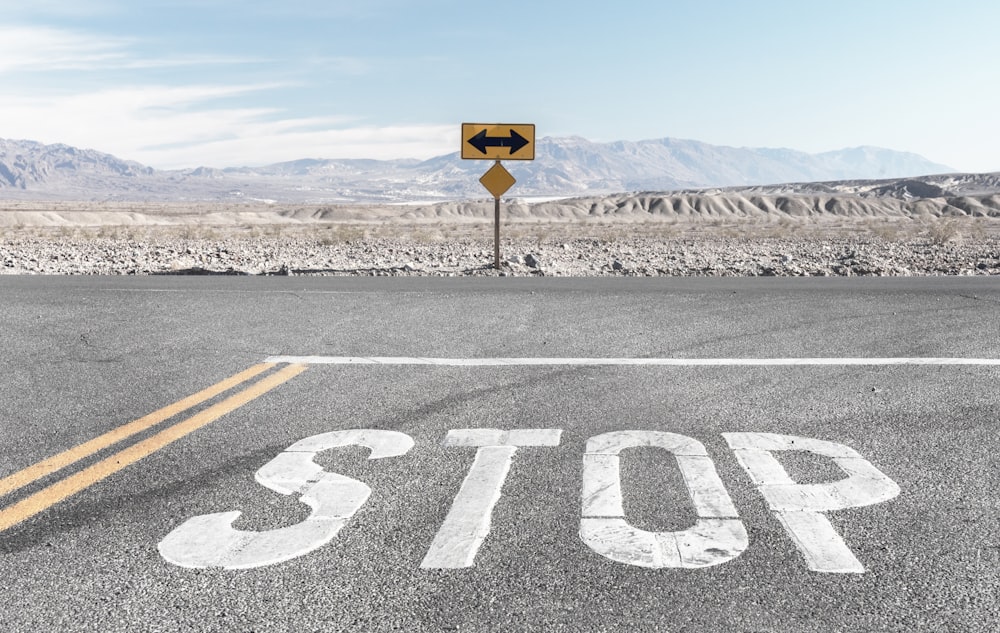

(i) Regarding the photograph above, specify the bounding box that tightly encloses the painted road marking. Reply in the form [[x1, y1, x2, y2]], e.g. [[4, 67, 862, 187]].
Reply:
[[0, 364, 307, 533], [159, 429, 413, 570], [0, 363, 274, 498], [723, 433, 902, 573], [158, 427, 898, 573], [264, 356, 1000, 366], [3, 355, 921, 573], [580, 431, 748, 569], [420, 429, 563, 569]]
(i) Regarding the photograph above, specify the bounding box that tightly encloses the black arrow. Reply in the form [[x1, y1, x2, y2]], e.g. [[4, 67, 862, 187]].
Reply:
[[467, 129, 530, 156]]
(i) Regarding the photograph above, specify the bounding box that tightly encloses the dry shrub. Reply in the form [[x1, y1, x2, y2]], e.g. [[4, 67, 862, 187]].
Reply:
[[926, 219, 961, 246], [868, 221, 904, 242], [317, 224, 369, 244]]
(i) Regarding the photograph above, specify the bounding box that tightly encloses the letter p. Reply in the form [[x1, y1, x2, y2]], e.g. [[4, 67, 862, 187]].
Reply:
[[723, 433, 900, 573]]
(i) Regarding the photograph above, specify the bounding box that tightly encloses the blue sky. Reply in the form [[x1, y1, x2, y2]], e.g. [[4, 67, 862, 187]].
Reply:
[[1, 0, 998, 171]]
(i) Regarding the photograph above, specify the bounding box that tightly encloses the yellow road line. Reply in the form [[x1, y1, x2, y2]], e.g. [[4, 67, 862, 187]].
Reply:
[[0, 363, 275, 498], [0, 363, 308, 533]]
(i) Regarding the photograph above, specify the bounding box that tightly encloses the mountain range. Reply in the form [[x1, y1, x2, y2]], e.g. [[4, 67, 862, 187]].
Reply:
[[0, 136, 960, 203]]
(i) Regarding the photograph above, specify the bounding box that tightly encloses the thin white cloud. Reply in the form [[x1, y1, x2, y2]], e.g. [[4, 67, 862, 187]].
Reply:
[[0, 84, 284, 150], [0, 25, 264, 73], [0, 17, 458, 168], [0, 25, 131, 72], [142, 124, 460, 169], [0, 0, 120, 18], [0, 84, 457, 168], [301, 56, 374, 76], [118, 54, 271, 70]]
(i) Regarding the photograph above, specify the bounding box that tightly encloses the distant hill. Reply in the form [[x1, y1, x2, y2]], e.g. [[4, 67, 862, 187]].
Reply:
[[0, 139, 153, 191], [0, 136, 961, 203]]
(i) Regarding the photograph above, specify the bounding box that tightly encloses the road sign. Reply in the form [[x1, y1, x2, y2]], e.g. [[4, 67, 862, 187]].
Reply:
[[461, 122, 535, 268], [479, 162, 516, 198], [462, 123, 535, 160]]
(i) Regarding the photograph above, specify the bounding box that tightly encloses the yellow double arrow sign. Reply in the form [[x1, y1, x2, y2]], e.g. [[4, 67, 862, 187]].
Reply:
[[461, 123, 535, 161]]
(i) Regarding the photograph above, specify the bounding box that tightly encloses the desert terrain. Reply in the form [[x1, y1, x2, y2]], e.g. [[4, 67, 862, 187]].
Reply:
[[2, 184, 1000, 276]]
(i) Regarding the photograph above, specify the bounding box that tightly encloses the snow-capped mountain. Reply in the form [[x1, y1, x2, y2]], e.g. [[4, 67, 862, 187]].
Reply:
[[0, 136, 959, 203]]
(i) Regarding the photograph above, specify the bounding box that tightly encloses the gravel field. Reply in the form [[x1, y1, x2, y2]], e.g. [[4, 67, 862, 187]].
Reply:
[[2, 221, 1000, 276]]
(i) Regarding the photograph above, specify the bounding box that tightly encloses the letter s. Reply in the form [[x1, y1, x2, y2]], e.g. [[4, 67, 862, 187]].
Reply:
[[158, 429, 413, 569]]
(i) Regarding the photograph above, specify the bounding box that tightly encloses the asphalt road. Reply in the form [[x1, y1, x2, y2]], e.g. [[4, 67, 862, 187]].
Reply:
[[1, 277, 998, 632]]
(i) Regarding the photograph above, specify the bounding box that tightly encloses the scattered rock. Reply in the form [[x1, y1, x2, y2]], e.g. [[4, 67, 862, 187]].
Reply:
[[0, 234, 998, 276]]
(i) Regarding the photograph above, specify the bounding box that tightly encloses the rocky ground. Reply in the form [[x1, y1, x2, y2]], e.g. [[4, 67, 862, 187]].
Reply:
[[2, 222, 999, 276]]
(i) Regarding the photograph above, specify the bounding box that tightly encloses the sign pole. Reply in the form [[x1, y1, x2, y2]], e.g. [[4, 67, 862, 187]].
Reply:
[[494, 161, 501, 269], [494, 195, 501, 269]]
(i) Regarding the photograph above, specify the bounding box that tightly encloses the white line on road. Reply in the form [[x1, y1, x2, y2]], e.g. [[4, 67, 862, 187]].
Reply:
[[264, 356, 1000, 366]]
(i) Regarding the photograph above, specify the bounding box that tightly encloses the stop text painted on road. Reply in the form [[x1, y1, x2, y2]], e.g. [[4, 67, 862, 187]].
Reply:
[[158, 429, 899, 574], [10, 355, 974, 577]]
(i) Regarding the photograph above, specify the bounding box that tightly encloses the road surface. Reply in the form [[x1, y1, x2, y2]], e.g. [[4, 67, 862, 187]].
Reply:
[[1, 277, 998, 631]]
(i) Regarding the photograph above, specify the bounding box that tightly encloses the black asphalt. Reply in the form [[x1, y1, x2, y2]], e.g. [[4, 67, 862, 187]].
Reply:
[[1, 277, 998, 631]]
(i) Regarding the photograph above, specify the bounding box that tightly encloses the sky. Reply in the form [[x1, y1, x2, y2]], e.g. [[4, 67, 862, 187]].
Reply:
[[1, 0, 998, 172]]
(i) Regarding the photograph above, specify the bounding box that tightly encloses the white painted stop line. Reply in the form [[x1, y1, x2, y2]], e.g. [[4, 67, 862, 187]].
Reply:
[[264, 356, 1000, 366]]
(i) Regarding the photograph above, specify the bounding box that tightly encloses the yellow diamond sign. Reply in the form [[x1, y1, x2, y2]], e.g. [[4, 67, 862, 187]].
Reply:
[[479, 162, 516, 198]]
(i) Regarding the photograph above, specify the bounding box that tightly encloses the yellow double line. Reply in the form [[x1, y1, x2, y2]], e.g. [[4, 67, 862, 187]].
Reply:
[[0, 362, 307, 533]]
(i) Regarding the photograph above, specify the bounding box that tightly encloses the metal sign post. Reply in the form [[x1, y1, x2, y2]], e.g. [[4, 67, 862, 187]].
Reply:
[[479, 160, 517, 268], [495, 196, 501, 269], [461, 123, 535, 269]]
